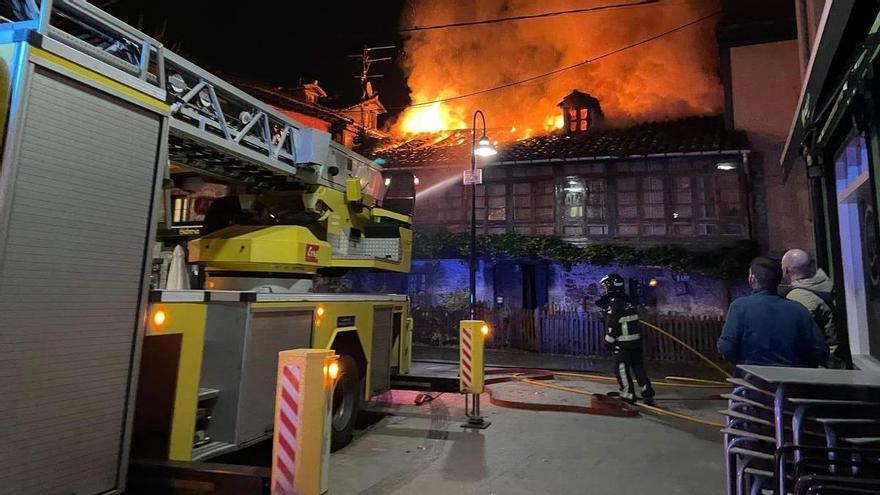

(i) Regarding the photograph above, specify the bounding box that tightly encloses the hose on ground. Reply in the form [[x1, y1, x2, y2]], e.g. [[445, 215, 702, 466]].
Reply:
[[513, 375, 725, 428]]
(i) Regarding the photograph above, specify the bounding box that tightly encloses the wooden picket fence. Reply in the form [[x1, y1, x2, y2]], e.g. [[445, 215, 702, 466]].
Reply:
[[533, 304, 725, 362], [412, 303, 725, 363]]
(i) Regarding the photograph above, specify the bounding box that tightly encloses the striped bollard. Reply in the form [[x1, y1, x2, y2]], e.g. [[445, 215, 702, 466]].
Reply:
[[460, 320, 490, 429], [272, 349, 338, 495]]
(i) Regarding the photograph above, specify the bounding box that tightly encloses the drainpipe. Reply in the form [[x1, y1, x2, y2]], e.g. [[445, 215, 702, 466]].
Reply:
[[741, 150, 755, 242]]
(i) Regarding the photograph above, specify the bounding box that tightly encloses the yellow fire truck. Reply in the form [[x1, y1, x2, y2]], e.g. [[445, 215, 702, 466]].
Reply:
[[0, 1, 414, 493]]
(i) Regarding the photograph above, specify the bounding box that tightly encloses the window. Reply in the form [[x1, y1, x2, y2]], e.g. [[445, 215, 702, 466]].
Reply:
[[566, 107, 589, 132], [641, 176, 665, 219], [534, 181, 554, 222], [561, 178, 606, 236], [585, 179, 606, 220], [695, 175, 717, 219], [476, 183, 506, 223], [563, 179, 586, 220], [513, 182, 532, 221], [833, 132, 880, 360], [672, 176, 693, 220], [172, 196, 190, 223], [717, 172, 742, 217], [616, 177, 638, 219]]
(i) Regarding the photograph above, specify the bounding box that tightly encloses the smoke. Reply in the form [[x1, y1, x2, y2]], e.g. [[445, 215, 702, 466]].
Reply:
[[395, 0, 722, 135]]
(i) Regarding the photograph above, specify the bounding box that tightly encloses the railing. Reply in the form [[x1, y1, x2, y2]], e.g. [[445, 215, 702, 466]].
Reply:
[[412, 303, 725, 363]]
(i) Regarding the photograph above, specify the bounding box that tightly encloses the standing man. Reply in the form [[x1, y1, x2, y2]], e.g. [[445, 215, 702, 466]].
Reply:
[[598, 274, 655, 405], [782, 249, 851, 369], [718, 257, 828, 369]]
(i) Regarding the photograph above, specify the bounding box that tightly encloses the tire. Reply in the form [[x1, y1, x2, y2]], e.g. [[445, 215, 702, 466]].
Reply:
[[330, 355, 362, 451]]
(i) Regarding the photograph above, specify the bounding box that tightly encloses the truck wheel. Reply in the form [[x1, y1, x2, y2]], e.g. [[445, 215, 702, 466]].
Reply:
[[330, 355, 362, 451]]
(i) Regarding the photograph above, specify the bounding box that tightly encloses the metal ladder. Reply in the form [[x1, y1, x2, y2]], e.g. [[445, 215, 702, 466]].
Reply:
[[6, 0, 383, 195]]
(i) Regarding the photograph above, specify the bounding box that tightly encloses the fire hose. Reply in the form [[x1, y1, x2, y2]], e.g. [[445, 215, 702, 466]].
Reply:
[[474, 319, 732, 428]]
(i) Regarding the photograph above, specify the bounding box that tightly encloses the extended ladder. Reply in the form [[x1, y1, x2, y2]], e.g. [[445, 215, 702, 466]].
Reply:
[[6, 0, 385, 195]]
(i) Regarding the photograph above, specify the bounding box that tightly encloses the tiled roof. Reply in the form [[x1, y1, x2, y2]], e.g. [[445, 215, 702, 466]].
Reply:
[[372, 115, 748, 168]]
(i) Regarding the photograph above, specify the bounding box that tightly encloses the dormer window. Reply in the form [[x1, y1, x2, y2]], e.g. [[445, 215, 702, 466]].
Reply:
[[558, 90, 604, 134]]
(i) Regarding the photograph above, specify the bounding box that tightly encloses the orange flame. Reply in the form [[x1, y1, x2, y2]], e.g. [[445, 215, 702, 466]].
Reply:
[[395, 0, 722, 138]]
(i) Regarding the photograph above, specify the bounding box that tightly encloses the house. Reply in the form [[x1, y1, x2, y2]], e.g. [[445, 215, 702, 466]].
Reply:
[[366, 92, 754, 315]]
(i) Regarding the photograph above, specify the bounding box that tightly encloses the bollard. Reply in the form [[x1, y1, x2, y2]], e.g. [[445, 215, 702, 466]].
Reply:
[[460, 320, 491, 429], [271, 349, 339, 495]]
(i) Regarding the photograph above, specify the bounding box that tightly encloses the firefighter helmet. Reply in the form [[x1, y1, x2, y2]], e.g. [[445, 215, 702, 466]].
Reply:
[[600, 273, 626, 293]]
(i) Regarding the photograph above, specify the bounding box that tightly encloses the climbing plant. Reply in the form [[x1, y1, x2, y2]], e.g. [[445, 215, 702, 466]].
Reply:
[[412, 231, 759, 281]]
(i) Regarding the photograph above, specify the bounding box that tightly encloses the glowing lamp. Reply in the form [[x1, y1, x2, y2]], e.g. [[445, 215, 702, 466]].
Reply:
[[716, 161, 737, 171], [648, 278, 659, 288], [326, 360, 340, 381], [384, 177, 392, 186], [480, 324, 490, 336], [413, 175, 420, 185], [151, 308, 167, 331], [474, 136, 497, 157], [316, 305, 325, 317]]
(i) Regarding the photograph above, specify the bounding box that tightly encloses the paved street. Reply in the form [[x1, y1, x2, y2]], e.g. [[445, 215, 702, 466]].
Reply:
[[330, 376, 726, 494]]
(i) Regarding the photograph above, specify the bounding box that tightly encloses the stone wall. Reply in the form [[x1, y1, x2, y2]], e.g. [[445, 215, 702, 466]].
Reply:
[[346, 258, 751, 316]]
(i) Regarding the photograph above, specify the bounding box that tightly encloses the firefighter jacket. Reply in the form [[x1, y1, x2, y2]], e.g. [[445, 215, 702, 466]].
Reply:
[[599, 294, 642, 349]]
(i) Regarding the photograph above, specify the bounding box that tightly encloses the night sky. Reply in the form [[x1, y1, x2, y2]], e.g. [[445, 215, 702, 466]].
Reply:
[[103, 0, 411, 119]]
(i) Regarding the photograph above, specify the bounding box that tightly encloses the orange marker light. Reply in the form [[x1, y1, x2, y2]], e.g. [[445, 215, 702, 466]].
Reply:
[[327, 361, 340, 381], [480, 324, 490, 336], [151, 308, 167, 330], [316, 306, 325, 317]]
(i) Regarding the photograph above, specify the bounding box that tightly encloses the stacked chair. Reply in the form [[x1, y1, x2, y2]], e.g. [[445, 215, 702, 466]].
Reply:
[[721, 368, 880, 494]]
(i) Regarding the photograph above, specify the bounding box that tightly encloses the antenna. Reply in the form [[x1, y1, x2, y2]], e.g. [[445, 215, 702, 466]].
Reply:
[[348, 45, 395, 133]]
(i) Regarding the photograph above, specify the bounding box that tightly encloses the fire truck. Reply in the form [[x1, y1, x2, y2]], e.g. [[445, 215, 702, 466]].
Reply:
[[0, 1, 414, 493]]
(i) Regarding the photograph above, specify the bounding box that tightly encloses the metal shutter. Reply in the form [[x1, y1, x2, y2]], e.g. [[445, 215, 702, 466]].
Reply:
[[0, 68, 161, 494]]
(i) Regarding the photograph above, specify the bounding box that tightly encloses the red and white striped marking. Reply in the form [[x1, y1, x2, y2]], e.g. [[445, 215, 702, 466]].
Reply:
[[461, 326, 473, 391], [274, 364, 302, 495]]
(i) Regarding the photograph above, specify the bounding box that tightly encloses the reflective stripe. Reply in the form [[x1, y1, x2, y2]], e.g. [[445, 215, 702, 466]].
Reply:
[[618, 362, 634, 400], [619, 314, 639, 337], [617, 334, 641, 342]]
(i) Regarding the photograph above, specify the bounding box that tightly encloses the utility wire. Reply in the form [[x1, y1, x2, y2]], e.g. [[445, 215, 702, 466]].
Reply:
[[401, 0, 660, 32], [397, 10, 720, 109]]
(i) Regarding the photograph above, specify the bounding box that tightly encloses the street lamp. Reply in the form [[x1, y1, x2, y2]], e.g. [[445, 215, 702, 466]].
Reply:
[[470, 110, 497, 319]]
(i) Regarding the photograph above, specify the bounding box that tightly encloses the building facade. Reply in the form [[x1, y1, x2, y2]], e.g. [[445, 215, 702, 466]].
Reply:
[[370, 95, 754, 315], [378, 107, 751, 249]]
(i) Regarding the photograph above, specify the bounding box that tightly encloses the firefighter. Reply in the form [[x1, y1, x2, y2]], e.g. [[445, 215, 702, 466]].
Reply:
[[597, 274, 655, 405]]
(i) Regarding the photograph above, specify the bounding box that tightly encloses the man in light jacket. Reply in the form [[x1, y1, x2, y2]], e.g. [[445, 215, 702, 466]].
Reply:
[[782, 249, 852, 368], [718, 257, 828, 370]]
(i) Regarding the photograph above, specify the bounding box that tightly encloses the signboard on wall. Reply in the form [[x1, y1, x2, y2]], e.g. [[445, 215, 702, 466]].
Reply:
[[462, 169, 483, 185]]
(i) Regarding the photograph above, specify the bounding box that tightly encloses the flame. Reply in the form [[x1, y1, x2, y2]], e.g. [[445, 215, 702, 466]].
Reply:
[[544, 114, 564, 132], [398, 98, 467, 135], [396, 0, 722, 138]]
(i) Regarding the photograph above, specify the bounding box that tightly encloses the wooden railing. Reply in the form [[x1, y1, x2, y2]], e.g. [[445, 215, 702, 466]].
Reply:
[[411, 304, 725, 362]]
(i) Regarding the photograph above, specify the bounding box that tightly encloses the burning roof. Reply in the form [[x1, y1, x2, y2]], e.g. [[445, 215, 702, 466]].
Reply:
[[372, 115, 747, 169]]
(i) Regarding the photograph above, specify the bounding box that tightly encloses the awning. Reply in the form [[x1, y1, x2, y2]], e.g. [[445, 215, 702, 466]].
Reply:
[[780, 0, 855, 179]]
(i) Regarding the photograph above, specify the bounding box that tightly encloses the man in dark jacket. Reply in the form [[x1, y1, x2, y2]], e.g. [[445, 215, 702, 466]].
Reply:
[[598, 274, 655, 404], [782, 249, 851, 368], [718, 257, 828, 369]]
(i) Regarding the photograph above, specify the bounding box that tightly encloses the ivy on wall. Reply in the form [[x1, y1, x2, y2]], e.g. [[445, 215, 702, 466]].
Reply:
[[412, 231, 759, 281]]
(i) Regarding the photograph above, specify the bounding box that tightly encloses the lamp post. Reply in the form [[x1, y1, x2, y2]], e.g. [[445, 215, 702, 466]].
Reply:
[[469, 110, 497, 319]]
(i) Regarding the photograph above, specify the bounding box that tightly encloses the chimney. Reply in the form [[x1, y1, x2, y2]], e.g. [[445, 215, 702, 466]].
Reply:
[[292, 80, 328, 104], [557, 90, 604, 134]]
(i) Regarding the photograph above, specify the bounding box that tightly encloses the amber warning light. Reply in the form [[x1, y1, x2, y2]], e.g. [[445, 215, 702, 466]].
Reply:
[[326, 360, 340, 381], [151, 307, 168, 331], [480, 324, 490, 337]]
